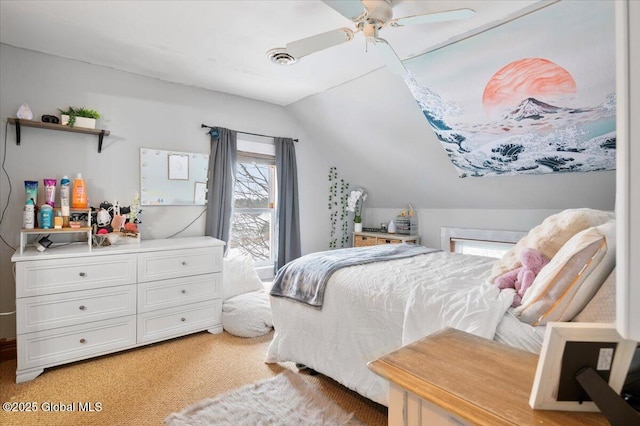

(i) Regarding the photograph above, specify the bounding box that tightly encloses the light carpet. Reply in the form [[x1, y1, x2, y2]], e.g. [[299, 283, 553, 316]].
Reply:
[[165, 370, 362, 426]]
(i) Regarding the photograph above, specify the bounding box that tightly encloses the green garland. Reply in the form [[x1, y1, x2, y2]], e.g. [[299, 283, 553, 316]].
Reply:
[[328, 167, 350, 248]]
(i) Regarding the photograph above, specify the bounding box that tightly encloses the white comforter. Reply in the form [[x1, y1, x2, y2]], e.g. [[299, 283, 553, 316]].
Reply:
[[266, 251, 518, 406]]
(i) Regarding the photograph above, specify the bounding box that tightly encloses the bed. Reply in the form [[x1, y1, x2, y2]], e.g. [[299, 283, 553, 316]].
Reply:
[[266, 209, 616, 406]]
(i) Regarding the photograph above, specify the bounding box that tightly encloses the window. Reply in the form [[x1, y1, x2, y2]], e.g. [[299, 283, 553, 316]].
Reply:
[[450, 238, 513, 258], [228, 137, 277, 277], [441, 227, 527, 259]]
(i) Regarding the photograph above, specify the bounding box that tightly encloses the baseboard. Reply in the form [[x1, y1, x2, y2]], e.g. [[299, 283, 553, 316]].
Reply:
[[0, 338, 17, 362]]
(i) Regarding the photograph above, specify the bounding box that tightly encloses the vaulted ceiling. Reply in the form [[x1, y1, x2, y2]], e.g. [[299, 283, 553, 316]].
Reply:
[[0, 0, 547, 106]]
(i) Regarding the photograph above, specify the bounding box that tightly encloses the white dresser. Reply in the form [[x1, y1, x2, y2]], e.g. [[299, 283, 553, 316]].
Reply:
[[11, 236, 224, 383]]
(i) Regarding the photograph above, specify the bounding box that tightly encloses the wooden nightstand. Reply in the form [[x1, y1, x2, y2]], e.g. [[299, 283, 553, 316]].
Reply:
[[368, 328, 609, 426], [353, 231, 419, 247]]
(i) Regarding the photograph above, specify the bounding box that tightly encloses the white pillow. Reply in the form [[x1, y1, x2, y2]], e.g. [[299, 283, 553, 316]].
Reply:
[[515, 220, 616, 326], [573, 268, 616, 323], [222, 254, 264, 300], [489, 208, 614, 282]]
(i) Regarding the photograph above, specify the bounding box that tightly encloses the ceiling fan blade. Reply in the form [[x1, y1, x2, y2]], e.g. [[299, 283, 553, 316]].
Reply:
[[372, 38, 407, 77], [286, 28, 354, 59], [389, 8, 476, 27], [322, 0, 365, 21]]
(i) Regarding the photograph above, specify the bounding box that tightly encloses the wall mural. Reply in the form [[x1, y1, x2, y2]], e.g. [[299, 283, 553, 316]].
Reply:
[[403, 0, 616, 178]]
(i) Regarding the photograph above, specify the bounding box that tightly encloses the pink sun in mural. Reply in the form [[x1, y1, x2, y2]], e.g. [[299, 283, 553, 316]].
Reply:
[[482, 58, 577, 117]]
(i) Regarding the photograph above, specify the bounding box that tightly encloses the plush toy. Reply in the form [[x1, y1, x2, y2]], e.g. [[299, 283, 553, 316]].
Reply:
[[495, 248, 550, 307]]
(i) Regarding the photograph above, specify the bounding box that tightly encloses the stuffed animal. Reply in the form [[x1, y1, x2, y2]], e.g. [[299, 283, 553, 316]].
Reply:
[[495, 248, 550, 307]]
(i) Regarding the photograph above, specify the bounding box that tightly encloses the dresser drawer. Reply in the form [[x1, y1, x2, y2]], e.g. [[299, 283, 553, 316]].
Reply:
[[16, 254, 137, 298], [354, 235, 377, 247], [137, 300, 221, 344], [17, 285, 136, 334], [138, 246, 222, 283], [18, 316, 136, 371], [138, 273, 221, 313]]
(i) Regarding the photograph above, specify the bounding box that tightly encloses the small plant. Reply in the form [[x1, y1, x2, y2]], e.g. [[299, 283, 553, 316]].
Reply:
[[347, 188, 367, 224], [59, 106, 100, 127]]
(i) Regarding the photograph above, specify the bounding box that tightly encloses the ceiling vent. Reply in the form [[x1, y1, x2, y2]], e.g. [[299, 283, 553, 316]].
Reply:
[[267, 48, 297, 65]]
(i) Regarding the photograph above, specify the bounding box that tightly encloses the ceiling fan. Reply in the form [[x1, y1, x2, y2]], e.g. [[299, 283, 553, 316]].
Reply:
[[269, 0, 475, 76]]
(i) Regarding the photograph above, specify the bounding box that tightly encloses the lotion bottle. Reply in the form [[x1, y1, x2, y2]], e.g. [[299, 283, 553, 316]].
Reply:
[[71, 173, 87, 209], [24, 199, 35, 229], [60, 175, 70, 226]]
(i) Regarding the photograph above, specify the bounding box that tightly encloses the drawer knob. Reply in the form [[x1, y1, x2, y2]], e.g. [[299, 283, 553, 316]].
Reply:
[[79, 305, 86, 311], [181, 317, 186, 322], [181, 261, 187, 266], [79, 338, 86, 344], [181, 289, 186, 294], [79, 272, 86, 277]]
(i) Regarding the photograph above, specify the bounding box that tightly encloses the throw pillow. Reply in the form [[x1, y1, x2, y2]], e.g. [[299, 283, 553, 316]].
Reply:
[[489, 208, 614, 282], [515, 220, 616, 325], [573, 268, 616, 323], [222, 254, 264, 300]]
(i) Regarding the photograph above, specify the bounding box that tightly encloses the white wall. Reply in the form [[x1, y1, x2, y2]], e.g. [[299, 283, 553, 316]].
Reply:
[[363, 208, 561, 250], [0, 44, 309, 339]]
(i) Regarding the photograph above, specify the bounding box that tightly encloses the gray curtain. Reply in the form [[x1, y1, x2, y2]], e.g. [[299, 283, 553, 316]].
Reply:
[[275, 137, 301, 270], [205, 127, 237, 253]]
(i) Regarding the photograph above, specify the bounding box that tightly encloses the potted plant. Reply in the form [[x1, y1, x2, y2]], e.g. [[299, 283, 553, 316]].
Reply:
[[59, 107, 100, 129], [347, 188, 367, 233]]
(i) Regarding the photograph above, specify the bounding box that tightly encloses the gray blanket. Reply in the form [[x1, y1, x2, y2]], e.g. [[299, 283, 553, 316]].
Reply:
[[270, 244, 438, 308]]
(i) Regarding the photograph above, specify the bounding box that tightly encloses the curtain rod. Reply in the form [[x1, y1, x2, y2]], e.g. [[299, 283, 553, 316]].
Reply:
[[201, 124, 298, 142]]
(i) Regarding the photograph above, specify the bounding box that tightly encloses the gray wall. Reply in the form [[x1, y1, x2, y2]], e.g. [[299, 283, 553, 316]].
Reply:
[[0, 38, 616, 340], [0, 44, 304, 339]]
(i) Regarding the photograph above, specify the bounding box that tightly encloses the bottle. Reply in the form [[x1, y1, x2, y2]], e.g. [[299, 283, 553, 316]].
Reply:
[[72, 173, 87, 209], [60, 175, 71, 226], [43, 179, 57, 207], [40, 204, 53, 229], [24, 199, 35, 229]]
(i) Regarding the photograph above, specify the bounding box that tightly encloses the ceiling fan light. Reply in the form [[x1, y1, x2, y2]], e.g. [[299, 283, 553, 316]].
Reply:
[[267, 48, 297, 66]]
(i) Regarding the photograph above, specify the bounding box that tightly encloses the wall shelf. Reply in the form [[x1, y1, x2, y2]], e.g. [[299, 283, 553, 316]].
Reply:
[[7, 118, 111, 153]]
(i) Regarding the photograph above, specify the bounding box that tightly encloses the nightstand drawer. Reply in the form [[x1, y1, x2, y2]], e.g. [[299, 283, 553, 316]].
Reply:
[[377, 238, 402, 245], [137, 300, 221, 344], [18, 316, 136, 371], [354, 235, 377, 247], [138, 273, 221, 313], [17, 285, 136, 334], [138, 246, 222, 282], [16, 254, 137, 298]]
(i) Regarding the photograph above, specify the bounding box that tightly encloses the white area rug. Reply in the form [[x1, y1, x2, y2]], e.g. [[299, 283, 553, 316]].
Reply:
[[165, 370, 362, 425]]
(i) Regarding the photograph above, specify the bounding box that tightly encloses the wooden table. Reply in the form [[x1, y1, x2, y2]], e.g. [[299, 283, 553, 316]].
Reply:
[[368, 328, 609, 425]]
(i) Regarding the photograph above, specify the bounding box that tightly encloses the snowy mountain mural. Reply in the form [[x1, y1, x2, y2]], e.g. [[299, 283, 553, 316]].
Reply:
[[402, 1, 616, 178]]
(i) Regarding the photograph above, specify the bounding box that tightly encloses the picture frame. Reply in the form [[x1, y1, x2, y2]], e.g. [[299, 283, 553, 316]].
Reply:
[[168, 154, 189, 180], [530, 322, 637, 411]]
